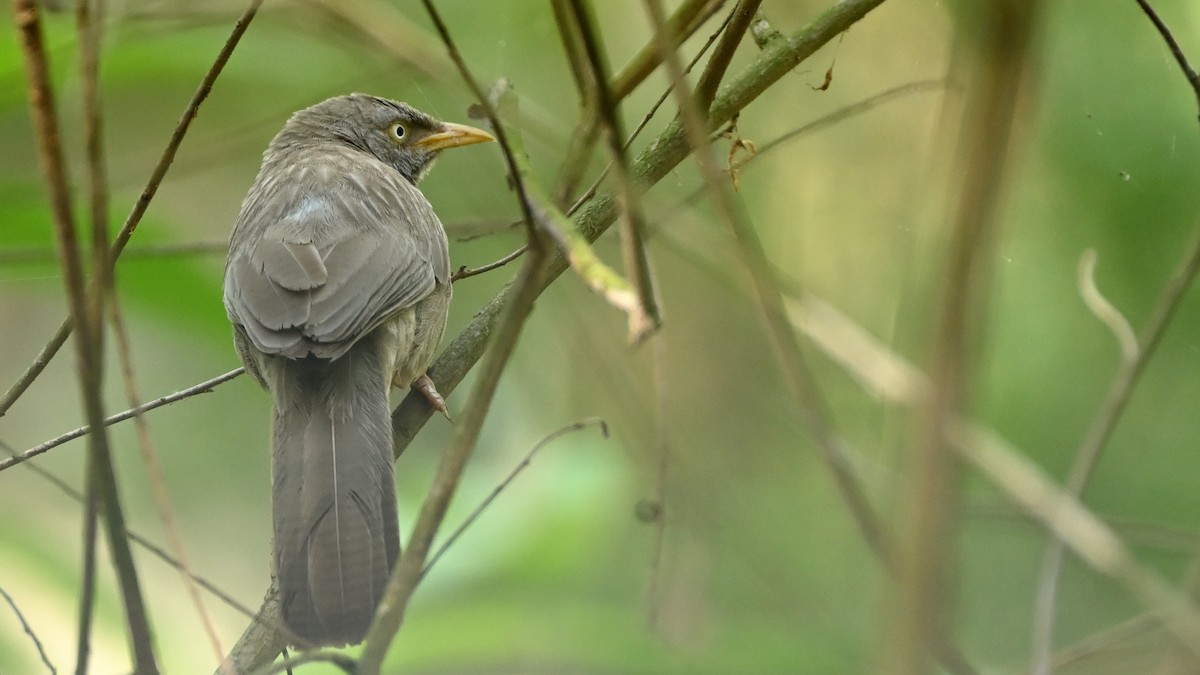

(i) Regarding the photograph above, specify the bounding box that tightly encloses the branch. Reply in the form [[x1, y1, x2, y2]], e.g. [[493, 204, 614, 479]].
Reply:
[[788, 290, 1200, 663], [0, 369, 245, 473], [1134, 0, 1200, 116], [563, 0, 661, 342], [0, 0, 265, 419], [16, 0, 156, 668], [0, 584, 56, 674], [693, 0, 761, 113], [891, 4, 1035, 673], [422, 418, 608, 576], [1031, 4, 1200, 668]]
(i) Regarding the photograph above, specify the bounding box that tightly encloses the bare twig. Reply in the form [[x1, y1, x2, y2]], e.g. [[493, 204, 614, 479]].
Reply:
[[640, 0, 891, 573], [17, 0, 157, 669], [0, 242, 229, 265], [1032, 224, 1200, 674], [357, 6, 552, 672], [75, 486, 98, 675], [562, 0, 661, 343], [247, 650, 356, 675], [0, 0, 264, 420], [0, 438, 259, 622], [0, 584, 57, 674], [1031, 5, 1200, 667], [1134, 0, 1200, 114], [1077, 250, 1138, 364], [108, 295, 231, 673], [645, 336, 671, 628], [423, 418, 609, 576], [0, 368, 245, 473], [450, 245, 528, 282], [693, 0, 762, 113], [890, 5, 1035, 673]]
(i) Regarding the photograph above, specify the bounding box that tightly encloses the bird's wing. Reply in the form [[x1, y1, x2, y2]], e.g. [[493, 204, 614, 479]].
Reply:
[[224, 153, 449, 359]]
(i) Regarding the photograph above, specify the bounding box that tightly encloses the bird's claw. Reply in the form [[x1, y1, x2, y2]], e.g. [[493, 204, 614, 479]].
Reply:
[[413, 374, 451, 420]]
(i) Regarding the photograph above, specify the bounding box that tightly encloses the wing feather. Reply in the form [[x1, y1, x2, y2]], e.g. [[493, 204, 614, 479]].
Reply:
[[224, 148, 448, 360]]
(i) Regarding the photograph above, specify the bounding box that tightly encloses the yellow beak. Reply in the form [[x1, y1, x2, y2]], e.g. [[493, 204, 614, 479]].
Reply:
[[415, 121, 495, 152]]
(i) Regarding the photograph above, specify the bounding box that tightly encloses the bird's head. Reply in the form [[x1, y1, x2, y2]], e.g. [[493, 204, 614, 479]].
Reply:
[[281, 93, 495, 184]]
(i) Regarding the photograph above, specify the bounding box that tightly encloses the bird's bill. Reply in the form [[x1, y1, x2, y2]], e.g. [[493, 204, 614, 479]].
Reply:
[[416, 122, 496, 151]]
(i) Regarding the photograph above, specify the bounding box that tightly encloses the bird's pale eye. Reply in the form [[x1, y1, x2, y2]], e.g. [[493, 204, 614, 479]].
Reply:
[[390, 122, 406, 140]]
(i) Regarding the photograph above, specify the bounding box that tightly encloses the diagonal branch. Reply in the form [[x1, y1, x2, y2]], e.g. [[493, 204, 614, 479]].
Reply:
[[1031, 4, 1200, 670], [0, 0, 265, 420], [563, 0, 661, 342], [693, 0, 762, 113]]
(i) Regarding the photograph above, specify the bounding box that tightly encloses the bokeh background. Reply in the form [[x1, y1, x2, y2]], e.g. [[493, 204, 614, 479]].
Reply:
[[3, 1, 1200, 672]]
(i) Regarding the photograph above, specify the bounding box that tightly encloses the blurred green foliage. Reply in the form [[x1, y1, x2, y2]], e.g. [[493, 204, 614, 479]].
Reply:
[[3, 1, 1200, 673]]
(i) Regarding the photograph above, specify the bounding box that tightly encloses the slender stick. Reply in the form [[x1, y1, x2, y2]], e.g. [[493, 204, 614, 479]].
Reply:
[[1135, 0, 1200, 114], [890, 4, 1035, 673], [0, 438, 260, 622], [17, 0, 158, 669], [422, 418, 608, 576], [1030, 4, 1200, 670], [108, 295, 232, 673], [693, 0, 762, 113], [564, 0, 661, 342], [356, 5, 552, 671], [0, 584, 57, 675], [75, 0, 108, 666], [0, 368, 245, 473], [0, 0, 265, 420]]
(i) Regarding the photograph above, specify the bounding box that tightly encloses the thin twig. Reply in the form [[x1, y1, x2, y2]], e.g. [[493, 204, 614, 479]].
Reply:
[[247, 650, 357, 675], [0, 368, 245, 473], [0, 439, 259, 621], [564, 5, 737, 219], [1031, 5, 1200, 668], [357, 6, 552, 672], [75, 484, 98, 675], [17, 0, 157, 669], [564, 0, 660, 342], [450, 245, 528, 282], [1134, 0, 1200, 115], [0, 0, 265, 420], [693, 0, 762, 113], [645, 335, 671, 629], [891, 5, 1035, 674], [422, 418, 608, 576], [108, 295, 231, 673], [0, 584, 57, 674], [75, 0, 109, 666], [1077, 249, 1138, 364]]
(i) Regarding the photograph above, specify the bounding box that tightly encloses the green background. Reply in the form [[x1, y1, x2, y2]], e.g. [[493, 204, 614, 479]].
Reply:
[[2, 1, 1200, 672]]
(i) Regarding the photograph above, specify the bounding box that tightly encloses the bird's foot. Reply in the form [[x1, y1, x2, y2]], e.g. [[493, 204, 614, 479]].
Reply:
[[412, 374, 451, 420]]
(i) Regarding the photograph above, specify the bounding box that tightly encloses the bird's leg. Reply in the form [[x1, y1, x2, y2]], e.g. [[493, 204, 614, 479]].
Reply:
[[406, 373, 451, 420]]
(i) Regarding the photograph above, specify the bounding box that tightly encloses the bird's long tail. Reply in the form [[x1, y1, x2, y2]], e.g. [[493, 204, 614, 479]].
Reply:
[[270, 334, 399, 646]]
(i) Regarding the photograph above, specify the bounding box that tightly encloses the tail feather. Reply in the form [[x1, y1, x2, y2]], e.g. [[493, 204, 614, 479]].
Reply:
[[271, 335, 399, 646]]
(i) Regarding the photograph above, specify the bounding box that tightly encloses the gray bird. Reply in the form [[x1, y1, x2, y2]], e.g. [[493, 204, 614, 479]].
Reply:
[[223, 93, 493, 646]]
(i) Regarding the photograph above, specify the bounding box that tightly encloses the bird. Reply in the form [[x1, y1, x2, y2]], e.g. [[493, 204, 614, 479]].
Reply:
[[222, 93, 494, 646]]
